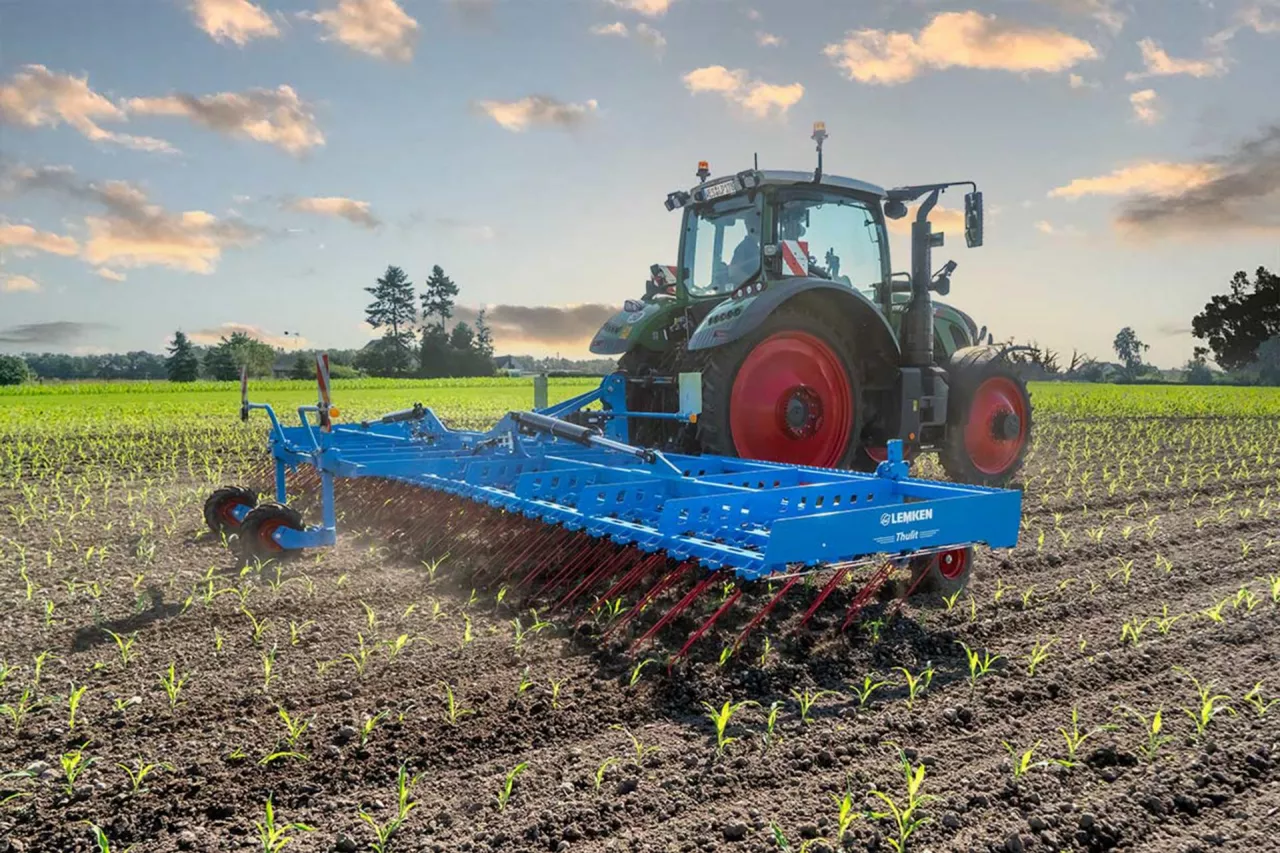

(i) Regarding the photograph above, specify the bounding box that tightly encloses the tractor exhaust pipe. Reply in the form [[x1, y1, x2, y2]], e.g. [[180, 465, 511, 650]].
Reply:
[[901, 188, 941, 368]]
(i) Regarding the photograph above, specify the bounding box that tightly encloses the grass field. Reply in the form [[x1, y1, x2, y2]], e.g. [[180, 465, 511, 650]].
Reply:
[[1, 379, 1278, 852]]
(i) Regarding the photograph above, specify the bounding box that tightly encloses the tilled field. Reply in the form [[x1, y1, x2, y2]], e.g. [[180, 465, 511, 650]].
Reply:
[[2, 390, 1279, 853]]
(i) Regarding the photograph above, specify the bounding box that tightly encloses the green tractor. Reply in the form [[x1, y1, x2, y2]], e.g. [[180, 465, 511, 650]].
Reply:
[[589, 122, 1031, 486]]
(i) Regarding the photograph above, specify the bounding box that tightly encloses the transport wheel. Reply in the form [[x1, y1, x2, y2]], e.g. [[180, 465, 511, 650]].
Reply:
[[699, 303, 860, 468], [853, 441, 918, 472], [941, 351, 1032, 487], [910, 547, 973, 598], [203, 486, 258, 536], [236, 504, 305, 563]]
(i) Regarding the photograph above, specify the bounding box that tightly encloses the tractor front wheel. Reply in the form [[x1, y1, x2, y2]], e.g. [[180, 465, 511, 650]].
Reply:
[[941, 353, 1031, 486], [236, 504, 305, 563], [910, 547, 973, 598], [699, 303, 860, 468], [203, 486, 258, 536]]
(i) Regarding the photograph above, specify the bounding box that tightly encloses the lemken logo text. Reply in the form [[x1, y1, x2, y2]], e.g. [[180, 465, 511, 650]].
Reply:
[[880, 508, 934, 526]]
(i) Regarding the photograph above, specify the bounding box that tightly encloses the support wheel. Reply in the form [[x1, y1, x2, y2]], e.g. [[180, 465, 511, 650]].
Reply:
[[940, 350, 1032, 486], [203, 486, 258, 536], [236, 504, 305, 563], [699, 302, 860, 468], [910, 547, 973, 598]]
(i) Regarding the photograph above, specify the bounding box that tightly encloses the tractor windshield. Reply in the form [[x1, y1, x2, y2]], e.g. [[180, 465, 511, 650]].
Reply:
[[775, 192, 886, 296], [682, 195, 763, 298]]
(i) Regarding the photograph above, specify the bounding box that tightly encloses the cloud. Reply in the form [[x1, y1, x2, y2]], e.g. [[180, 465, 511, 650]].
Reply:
[[303, 0, 419, 62], [1033, 219, 1083, 236], [1129, 89, 1160, 124], [476, 95, 599, 131], [682, 66, 803, 117], [1038, 0, 1126, 34], [589, 21, 664, 51], [1068, 73, 1098, 89], [190, 322, 309, 349], [5, 163, 261, 274], [285, 196, 381, 228], [453, 303, 617, 348], [0, 321, 107, 344], [189, 0, 280, 45], [1, 274, 40, 293], [435, 217, 496, 240], [756, 32, 783, 47], [126, 85, 324, 155], [604, 0, 676, 17], [1208, 2, 1280, 48], [95, 267, 126, 282], [591, 21, 628, 36], [885, 205, 964, 236], [1126, 39, 1226, 80], [1048, 161, 1222, 199], [0, 222, 80, 256], [1115, 124, 1280, 236], [0, 65, 173, 152], [823, 11, 1097, 85]]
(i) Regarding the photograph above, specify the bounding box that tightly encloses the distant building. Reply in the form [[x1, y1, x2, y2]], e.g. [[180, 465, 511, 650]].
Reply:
[[494, 355, 530, 375], [272, 355, 296, 379]]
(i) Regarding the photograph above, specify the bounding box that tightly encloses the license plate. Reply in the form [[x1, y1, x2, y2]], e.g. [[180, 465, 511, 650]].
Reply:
[[703, 179, 737, 200]]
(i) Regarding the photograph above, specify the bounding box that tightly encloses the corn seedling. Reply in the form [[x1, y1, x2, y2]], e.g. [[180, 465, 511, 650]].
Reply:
[[941, 589, 963, 612], [382, 633, 414, 661], [896, 666, 933, 710], [1025, 638, 1056, 676], [1120, 617, 1150, 646], [758, 636, 773, 667], [761, 701, 784, 748], [104, 629, 138, 665], [440, 682, 474, 725], [460, 613, 473, 648], [851, 674, 890, 709], [84, 822, 133, 853], [277, 707, 313, 747], [256, 795, 314, 853], [0, 687, 37, 734], [702, 699, 756, 755], [359, 600, 378, 631], [1055, 707, 1115, 768], [258, 750, 307, 767], [159, 661, 188, 709], [611, 724, 661, 764], [869, 748, 936, 853], [1176, 668, 1235, 741], [61, 746, 93, 795], [116, 759, 171, 794], [1002, 741, 1043, 779], [1243, 683, 1279, 717], [629, 657, 657, 688], [261, 647, 278, 694], [791, 688, 834, 724], [67, 683, 88, 730], [511, 610, 552, 651], [1119, 706, 1174, 761], [549, 677, 568, 710], [957, 642, 1001, 694], [830, 785, 862, 841], [243, 608, 271, 645], [360, 709, 389, 748], [496, 762, 528, 811], [342, 633, 375, 677], [993, 578, 1009, 604], [1201, 597, 1229, 623], [1154, 604, 1183, 635], [594, 756, 621, 791], [288, 620, 314, 646]]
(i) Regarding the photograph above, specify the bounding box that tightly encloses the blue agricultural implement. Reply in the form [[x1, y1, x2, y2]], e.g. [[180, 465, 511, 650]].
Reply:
[[204, 357, 1022, 659]]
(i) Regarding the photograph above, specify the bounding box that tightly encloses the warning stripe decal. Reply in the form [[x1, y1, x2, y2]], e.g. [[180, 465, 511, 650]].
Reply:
[[780, 240, 808, 277]]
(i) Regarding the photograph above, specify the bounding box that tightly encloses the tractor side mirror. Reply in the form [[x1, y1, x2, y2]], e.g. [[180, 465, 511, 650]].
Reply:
[[964, 191, 984, 248]]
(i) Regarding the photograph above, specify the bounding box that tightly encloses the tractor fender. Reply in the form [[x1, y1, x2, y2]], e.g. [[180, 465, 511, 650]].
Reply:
[[589, 300, 677, 356], [686, 279, 900, 367]]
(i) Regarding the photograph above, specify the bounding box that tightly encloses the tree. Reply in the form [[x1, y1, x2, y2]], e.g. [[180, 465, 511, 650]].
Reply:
[[364, 265, 417, 375], [203, 344, 238, 381], [1112, 327, 1149, 374], [418, 324, 452, 379], [1257, 335, 1280, 386], [290, 353, 313, 380], [1192, 266, 1280, 371], [165, 331, 200, 382], [0, 354, 30, 386], [449, 321, 475, 353], [421, 265, 459, 331], [474, 310, 494, 359], [1182, 346, 1214, 385]]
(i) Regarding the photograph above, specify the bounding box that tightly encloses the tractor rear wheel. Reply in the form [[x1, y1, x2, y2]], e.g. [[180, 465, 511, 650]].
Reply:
[[699, 302, 860, 468], [203, 486, 258, 536], [236, 504, 305, 563], [941, 351, 1032, 486], [910, 547, 973, 597]]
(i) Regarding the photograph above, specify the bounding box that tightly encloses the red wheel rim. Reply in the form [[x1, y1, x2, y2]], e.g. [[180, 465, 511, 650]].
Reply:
[[256, 519, 286, 553], [937, 548, 968, 580], [729, 331, 853, 467], [963, 377, 1028, 476], [218, 500, 246, 529], [864, 445, 888, 463]]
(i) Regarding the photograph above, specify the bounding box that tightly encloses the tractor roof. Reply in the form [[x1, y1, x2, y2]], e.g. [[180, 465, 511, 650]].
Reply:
[[754, 170, 887, 198]]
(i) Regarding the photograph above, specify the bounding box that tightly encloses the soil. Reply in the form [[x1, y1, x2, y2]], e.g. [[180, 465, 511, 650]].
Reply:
[[2, 413, 1278, 853]]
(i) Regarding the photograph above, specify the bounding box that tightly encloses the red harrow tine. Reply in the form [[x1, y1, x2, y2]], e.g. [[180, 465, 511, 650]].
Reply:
[[539, 538, 614, 594], [516, 527, 578, 587], [601, 561, 692, 641], [670, 587, 743, 664], [797, 565, 850, 630], [550, 545, 636, 614], [629, 571, 723, 653], [840, 560, 895, 632], [731, 574, 802, 653], [578, 552, 665, 626]]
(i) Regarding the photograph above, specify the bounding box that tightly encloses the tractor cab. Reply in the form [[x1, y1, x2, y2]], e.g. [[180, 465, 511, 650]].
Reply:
[[588, 123, 1031, 487]]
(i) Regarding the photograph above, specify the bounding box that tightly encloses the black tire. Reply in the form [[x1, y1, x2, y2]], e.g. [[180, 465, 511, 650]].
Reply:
[[909, 547, 973, 598], [699, 301, 861, 469], [940, 349, 1032, 487], [236, 504, 305, 563], [618, 348, 679, 449], [203, 486, 258, 536]]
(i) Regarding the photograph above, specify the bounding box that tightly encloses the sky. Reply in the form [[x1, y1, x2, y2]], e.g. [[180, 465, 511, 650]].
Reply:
[[1, 0, 1278, 367]]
